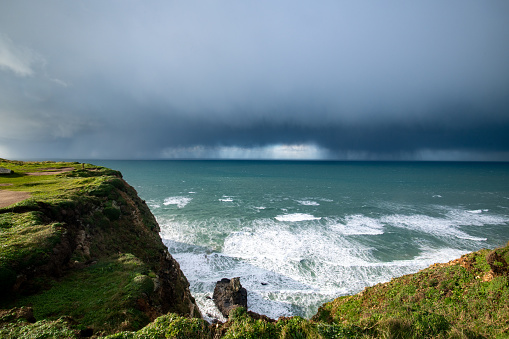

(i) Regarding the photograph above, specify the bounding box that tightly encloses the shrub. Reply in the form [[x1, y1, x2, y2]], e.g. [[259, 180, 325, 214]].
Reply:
[[104, 206, 121, 221]]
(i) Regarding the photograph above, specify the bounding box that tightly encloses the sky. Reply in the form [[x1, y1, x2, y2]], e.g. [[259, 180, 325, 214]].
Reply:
[[1, 1, 509, 161]]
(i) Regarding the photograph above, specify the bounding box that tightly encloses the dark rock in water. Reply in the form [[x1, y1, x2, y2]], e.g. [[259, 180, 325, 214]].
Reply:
[[213, 277, 247, 318]]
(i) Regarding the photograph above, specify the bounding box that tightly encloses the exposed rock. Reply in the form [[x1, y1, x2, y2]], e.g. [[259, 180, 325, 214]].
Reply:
[[0, 307, 36, 324], [486, 250, 508, 276], [213, 277, 247, 318], [0, 167, 12, 174], [248, 310, 275, 323]]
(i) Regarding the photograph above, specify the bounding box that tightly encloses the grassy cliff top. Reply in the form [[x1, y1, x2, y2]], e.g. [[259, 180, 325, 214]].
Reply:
[[0, 159, 197, 336], [0, 158, 121, 205], [0, 159, 125, 281]]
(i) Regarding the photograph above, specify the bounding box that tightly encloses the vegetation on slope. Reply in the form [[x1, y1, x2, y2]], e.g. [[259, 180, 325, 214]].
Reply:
[[312, 243, 509, 338], [0, 159, 198, 336], [6, 242, 504, 338], [105, 244, 509, 339]]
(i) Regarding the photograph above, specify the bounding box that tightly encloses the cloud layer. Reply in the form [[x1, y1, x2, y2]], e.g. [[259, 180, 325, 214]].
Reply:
[[1, 1, 509, 160]]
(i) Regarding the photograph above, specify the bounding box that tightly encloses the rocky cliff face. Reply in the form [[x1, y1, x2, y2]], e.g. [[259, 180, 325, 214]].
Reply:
[[0, 160, 200, 334]]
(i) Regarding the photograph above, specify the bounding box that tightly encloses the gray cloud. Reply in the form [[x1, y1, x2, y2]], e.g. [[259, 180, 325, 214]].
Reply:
[[0, 33, 41, 76], [0, 1, 509, 160]]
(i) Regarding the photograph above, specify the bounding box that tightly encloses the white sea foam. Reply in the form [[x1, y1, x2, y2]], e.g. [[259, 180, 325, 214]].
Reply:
[[158, 206, 507, 320], [275, 213, 321, 222], [296, 200, 320, 206], [163, 196, 192, 208], [218, 219, 471, 315], [328, 215, 384, 235], [274, 213, 322, 222], [222, 219, 375, 285], [146, 199, 161, 209], [380, 208, 508, 241], [219, 198, 233, 202], [399, 246, 468, 268], [160, 213, 501, 320], [445, 208, 508, 226], [194, 292, 227, 323], [156, 201, 507, 319]]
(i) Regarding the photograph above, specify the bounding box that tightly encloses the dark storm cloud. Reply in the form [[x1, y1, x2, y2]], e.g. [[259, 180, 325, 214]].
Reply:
[[1, 1, 509, 160]]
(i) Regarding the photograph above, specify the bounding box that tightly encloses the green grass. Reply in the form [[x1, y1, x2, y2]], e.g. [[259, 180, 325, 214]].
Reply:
[[0, 159, 80, 173], [10, 253, 156, 335], [105, 313, 211, 339], [313, 242, 509, 338], [0, 158, 122, 206], [0, 211, 64, 294], [0, 160, 128, 297], [0, 318, 78, 339], [0, 159, 170, 335]]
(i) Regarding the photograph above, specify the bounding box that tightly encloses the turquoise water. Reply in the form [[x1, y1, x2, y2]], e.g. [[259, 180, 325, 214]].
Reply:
[[91, 160, 509, 320]]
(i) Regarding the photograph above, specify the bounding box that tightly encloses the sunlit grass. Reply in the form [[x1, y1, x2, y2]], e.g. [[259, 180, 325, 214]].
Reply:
[[313, 242, 509, 338], [12, 253, 155, 334], [0, 159, 115, 204], [0, 211, 63, 271]]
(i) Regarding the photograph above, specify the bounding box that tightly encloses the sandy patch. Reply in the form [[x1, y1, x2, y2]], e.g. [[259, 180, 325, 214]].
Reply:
[[0, 183, 13, 187], [0, 190, 31, 208], [25, 167, 75, 176]]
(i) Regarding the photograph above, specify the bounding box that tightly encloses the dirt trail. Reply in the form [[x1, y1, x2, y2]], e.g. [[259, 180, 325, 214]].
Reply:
[[0, 190, 31, 208], [25, 167, 75, 176], [0, 167, 74, 207]]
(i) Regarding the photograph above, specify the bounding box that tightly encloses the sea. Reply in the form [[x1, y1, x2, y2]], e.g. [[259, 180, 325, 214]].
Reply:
[[90, 160, 509, 321]]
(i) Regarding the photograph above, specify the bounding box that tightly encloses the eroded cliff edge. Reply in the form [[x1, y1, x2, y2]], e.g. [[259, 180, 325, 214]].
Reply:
[[0, 159, 200, 335]]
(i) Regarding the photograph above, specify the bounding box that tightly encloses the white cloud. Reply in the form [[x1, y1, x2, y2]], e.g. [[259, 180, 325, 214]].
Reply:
[[160, 144, 328, 160], [0, 34, 41, 77], [50, 78, 69, 87]]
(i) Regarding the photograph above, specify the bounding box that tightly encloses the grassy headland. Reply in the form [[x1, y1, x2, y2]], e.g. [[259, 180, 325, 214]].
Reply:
[[0, 159, 199, 336], [0, 159, 507, 338]]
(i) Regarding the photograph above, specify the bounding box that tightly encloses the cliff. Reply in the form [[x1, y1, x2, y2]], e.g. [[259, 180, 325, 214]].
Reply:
[[1, 159, 508, 338], [0, 159, 200, 336]]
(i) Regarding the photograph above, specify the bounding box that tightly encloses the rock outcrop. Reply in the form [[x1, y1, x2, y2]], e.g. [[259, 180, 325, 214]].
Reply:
[[213, 277, 248, 318]]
